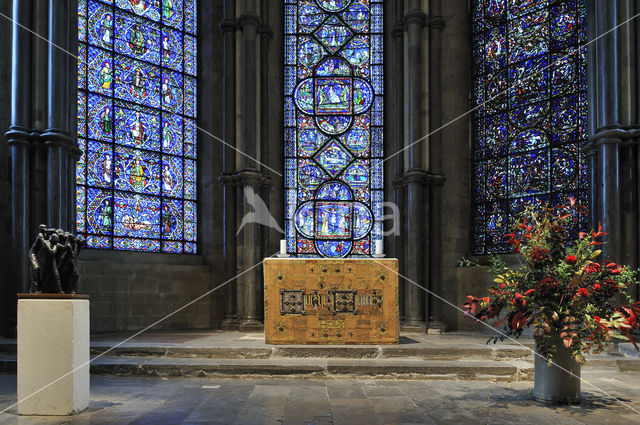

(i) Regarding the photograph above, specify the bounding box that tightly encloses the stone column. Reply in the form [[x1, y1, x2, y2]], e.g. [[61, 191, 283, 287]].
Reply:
[[43, 0, 80, 231], [219, 2, 239, 330], [585, 0, 624, 265], [259, 1, 274, 267], [237, 8, 263, 330], [265, 1, 284, 260], [31, 0, 49, 233], [237, 171, 263, 329], [402, 8, 427, 331], [390, 7, 405, 319], [7, 0, 34, 295], [427, 1, 446, 333]]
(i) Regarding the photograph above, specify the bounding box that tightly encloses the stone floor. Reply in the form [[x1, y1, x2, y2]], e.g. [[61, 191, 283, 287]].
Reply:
[[1, 372, 640, 424]]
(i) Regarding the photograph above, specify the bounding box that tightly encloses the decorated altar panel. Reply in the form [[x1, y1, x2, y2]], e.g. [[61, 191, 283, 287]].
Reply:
[[264, 258, 398, 344]]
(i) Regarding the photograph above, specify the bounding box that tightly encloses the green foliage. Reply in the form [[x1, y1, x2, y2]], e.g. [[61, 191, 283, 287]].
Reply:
[[462, 201, 640, 363]]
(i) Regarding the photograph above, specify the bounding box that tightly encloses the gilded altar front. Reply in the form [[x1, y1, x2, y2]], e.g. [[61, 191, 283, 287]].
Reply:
[[263, 258, 399, 344]]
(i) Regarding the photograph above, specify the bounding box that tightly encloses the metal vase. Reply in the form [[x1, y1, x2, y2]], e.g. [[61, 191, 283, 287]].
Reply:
[[533, 339, 581, 404]]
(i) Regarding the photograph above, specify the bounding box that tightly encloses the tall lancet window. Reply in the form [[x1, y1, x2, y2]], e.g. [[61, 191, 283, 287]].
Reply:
[[472, 0, 588, 254], [76, 0, 197, 253], [284, 0, 383, 258]]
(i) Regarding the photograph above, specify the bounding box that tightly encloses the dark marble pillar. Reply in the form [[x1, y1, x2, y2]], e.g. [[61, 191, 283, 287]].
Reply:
[[390, 2, 405, 320], [402, 8, 427, 331], [427, 1, 446, 333], [7, 0, 33, 296], [237, 8, 263, 330], [219, 3, 239, 330], [237, 170, 263, 330], [265, 1, 284, 260], [44, 0, 81, 231], [31, 0, 49, 233], [259, 1, 274, 268], [585, 0, 627, 266]]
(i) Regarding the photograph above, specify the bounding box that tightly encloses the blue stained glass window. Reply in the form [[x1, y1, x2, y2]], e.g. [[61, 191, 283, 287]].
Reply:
[[472, 0, 588, 254], [285, 0, 383, 258], [77, 0, 197, 254]]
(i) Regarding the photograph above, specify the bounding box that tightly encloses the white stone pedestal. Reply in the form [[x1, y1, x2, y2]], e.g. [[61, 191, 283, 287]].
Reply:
[[17, 295, 90, 415]]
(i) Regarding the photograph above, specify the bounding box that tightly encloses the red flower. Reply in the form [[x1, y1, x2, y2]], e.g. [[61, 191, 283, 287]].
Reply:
[[593, 283, 601, 291], [578, 288, 590, 297], [538, 277, 558, 294], [565, 255, 578, 265], [584, 263, 602, 274], [524, 289, 536, 296], [593, 316, 601, 322], [512, 293, 526, 307], [611, 269, 621, 275], [603, 278, 620, 293], [510, 311, 528, 330], [529, 247, 550, 262], [591, 223, 607, 239], [606, 262, 617, 269]]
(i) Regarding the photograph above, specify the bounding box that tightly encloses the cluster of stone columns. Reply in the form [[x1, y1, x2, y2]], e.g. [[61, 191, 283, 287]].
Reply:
[[219, 0, 280, 331], [585, 0, 640, 300], [7, 0, 80, 303], [386, 1, 448, 332]]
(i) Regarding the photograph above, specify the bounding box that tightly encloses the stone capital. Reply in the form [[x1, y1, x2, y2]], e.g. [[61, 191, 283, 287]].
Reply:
[[259, 25, 274, 39], [237, 12, 260, 29], [236, 168, 263, 186], [219, 18, 237, 33], [391, 22, 405, 39], [428, 15, 445, 30], [402, 168, 429, 185], [5, 125, 32, 146], [42, 128, 74, 148], [392, 175, 406, 189], [403, 9, 427, 28], [260, 174, 273, 188], [429, 172, 446, 186], [218, 172, 237, 186], [584, 124, 640, 153]]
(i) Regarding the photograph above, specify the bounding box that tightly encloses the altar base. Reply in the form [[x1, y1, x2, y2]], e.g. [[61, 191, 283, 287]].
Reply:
[[264, 258, 399, 344]]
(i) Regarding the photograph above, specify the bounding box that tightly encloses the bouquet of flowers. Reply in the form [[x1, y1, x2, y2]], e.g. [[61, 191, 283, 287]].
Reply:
[[462, 199, 640, 363]]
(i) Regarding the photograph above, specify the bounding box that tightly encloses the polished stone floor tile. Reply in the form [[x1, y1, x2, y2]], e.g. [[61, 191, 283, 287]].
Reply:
[[1, 373, 640, 424]]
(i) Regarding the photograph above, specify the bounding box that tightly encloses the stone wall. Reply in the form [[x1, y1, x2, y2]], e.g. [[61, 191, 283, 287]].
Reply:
[[78, 250, 222, 333]]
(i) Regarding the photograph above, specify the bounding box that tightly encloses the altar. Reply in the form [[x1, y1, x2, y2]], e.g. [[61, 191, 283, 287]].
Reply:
[[263, 258, 399, 344]]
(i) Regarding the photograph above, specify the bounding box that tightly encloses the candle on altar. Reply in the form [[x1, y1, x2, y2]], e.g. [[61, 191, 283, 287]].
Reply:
[[280, 239, 287, 255], [375, 240, 383, 255]]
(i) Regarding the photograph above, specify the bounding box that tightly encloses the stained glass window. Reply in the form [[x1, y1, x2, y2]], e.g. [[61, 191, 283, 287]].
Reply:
[[76, 0, 197, 253], [472, 0, 588, 254], [284, 0, 383, 258]]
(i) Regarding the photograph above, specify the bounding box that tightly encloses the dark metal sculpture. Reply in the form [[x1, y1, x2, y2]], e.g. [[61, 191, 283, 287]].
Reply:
[[29, 225, 84, 294]]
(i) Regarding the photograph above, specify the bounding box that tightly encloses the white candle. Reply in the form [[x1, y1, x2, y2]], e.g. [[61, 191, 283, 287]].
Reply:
[[280, 239, 287, 255], [374, 240, 383, 255]]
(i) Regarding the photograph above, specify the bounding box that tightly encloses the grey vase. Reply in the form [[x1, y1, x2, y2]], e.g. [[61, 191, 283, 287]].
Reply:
[[533, 340, 581, 404]]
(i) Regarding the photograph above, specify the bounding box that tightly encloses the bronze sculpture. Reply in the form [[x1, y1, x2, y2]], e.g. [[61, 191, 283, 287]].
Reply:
[[28, 225, 84, 294]]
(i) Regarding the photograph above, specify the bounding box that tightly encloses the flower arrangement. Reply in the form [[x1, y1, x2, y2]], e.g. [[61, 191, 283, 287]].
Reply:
[[462, 199, 640, 363]]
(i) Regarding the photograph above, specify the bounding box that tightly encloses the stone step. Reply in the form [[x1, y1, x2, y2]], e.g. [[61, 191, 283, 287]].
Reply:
[[2, 341, 635, 367], [1, 343, 531, 361], [1, 352, 636, 381], [0, 355, 534, 382]]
